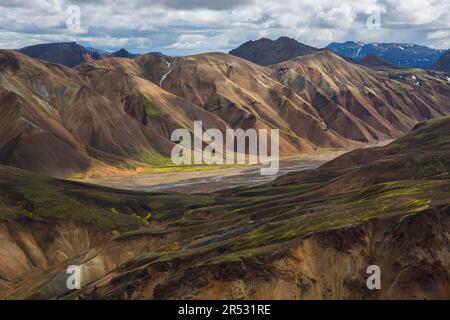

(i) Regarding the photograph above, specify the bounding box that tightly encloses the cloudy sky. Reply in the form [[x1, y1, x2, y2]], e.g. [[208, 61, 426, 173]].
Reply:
[[1, 0, 449, 55]]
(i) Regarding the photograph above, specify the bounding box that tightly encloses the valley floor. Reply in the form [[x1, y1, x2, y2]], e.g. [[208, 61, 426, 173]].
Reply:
[[83, 150, 348, 193]]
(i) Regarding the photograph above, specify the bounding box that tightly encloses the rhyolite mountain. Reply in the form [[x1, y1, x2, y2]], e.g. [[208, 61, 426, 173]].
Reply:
[[0, 115, 449, 299], [433, 49, 450, 72], [0, 50, 228, 178], [326, 41, 445, 68], [1, 48, 450, 178], [269, 50, 450, 141], [156, 50, 450, 147], [229, 37, 319, 65]]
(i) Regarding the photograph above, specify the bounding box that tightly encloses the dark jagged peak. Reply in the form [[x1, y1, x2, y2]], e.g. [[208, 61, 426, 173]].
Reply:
[[361, 54, 397, 68], [18, 42, 101, 67], [432, 49, 450, 72], [107, 48, 139, 59], [229, 36, 319, 65]]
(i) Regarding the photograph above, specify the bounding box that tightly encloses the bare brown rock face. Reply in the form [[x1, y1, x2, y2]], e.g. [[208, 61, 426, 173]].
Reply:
[[0, 179, 448, 300], [147, 210, 449, 300], [149, 51, 450, 147], [272, 51, 450, 143]]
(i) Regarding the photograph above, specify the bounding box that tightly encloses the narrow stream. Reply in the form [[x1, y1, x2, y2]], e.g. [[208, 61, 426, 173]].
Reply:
[[159, 61, 174, 87]]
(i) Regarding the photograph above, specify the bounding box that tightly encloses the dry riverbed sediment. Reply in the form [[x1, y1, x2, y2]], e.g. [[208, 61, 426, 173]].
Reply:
[[84, 150, 347, 193]]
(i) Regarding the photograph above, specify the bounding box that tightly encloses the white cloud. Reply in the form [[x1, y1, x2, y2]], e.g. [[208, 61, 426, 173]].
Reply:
[[0, 0, 448, 54], [165, 34, 209, 49]]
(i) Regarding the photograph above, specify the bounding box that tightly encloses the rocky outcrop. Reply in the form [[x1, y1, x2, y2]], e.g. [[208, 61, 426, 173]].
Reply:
[[146, 209, 449, 300]]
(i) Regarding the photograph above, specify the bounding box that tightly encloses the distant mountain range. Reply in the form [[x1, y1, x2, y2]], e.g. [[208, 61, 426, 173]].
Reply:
[[17, 40, 449, 71], [326, 41, 445, 68], [18, 42, 138, 67], [229, 38, 447, 69], [229, 36, 319, 65]]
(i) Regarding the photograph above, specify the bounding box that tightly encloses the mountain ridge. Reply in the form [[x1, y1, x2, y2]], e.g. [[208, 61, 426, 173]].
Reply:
[[18, 42, 101, 67], [1, 48, 450, 178], [229, 36, 319, 66]]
